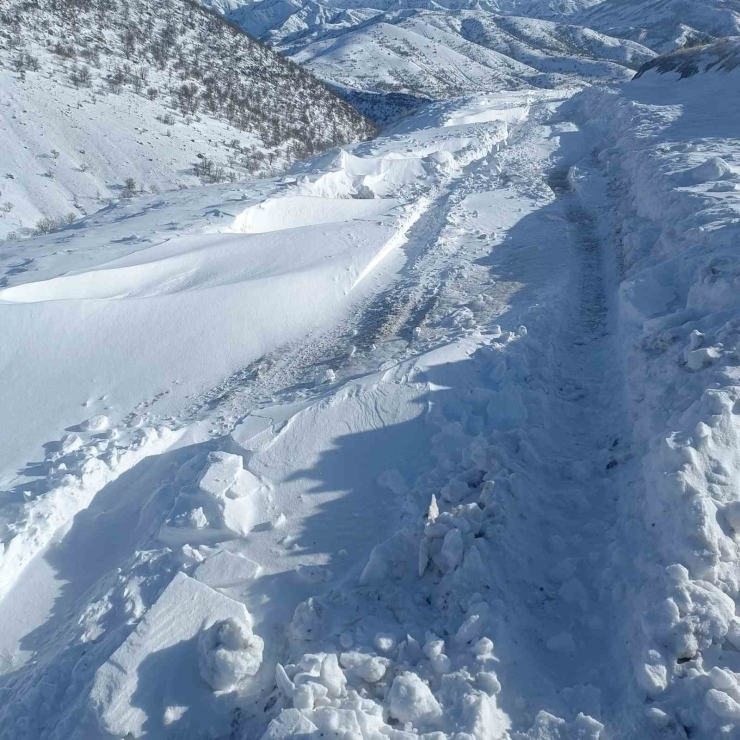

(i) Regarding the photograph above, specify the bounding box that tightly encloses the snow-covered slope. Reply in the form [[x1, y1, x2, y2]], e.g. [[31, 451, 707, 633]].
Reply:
[[221, 1, 654, 110], [5, 15, 740, 740], [212, 0, 602, 21], [634, 36, 740, 78], [0, 89, 573, 738], [0, 0, 375, 239], [579, 0, 740, 53]]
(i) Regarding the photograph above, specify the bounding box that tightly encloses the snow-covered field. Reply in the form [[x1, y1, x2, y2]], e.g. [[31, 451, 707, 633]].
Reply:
[[3, 36, 740, 740]]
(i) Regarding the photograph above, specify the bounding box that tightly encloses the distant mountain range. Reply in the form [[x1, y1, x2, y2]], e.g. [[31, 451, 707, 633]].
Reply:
[[210, 0, 740, 115]]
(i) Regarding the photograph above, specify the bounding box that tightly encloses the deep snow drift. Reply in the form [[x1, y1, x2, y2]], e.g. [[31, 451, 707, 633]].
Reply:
[[3, 46, 740, 740]]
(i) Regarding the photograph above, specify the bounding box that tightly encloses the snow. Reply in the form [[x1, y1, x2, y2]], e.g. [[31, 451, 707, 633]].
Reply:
[[388, 671, 443, 725], [561, 46, 740, 737], [221, 0, 655, 109], [198, 616, 265, 692], [4, 28, 740, 740], [579, 0, 740, 53], [91, 571, 259, 738], [0, 0, 375, 240]]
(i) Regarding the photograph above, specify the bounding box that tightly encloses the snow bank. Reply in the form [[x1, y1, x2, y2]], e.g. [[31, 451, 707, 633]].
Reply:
[[568, 56, 740, 736], [0, 424, 180, 600]]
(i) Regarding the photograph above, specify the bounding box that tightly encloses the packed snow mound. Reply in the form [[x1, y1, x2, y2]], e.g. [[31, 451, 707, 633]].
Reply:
[[579, 0, 740, 53], [0, 0, 375, 239], [634, 38, 740, 79], [198, 617, 264, 692]]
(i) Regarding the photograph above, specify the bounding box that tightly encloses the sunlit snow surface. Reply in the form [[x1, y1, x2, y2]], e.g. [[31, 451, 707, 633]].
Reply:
[[2, 68, 740, 739]]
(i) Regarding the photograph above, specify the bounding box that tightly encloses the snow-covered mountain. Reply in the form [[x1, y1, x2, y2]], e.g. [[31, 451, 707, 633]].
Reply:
[[579, 0, 740, 53], [634, 36, 740, 78], [0, 0, 375, 239], [214, 0, 740, 113], [219, 0, 654, 117], [206, 0, 602, 19], [5, 0, 740, 738]]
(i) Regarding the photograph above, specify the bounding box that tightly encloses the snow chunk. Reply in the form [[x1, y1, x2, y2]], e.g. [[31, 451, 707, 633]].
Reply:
[[91, 572, 256, 738], [319, 654, 347, 698], [261, 709, 318, 739], [681, 157, 734, 185], [194, 550, 262, 588], [55, 433, 84, 458], [706, 689, 740, 721], [339, 651, 390, 683], [514, 711, 603, 739], [374, 632, 397, 654], [477, 672, 502, 696], [440, 527, 465, 572], [725, 501, 740, 533], [198, 617, 264, 692], [686, 346, 721, 371], [306, 707, 363, 736], [159, 452, 259, 545], [80, 414, 110, 432], [197, 451, 245, 498], [388, 672, 443, 725]]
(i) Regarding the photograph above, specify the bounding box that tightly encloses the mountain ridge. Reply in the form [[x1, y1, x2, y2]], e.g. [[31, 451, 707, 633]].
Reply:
[[0, 0, 376, 238]]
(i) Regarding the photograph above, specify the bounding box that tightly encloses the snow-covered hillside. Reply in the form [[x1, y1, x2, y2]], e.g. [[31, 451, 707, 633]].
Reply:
[[218, 0, 654, 116], [0, 0, 375, 239], [206, 0, 602, 19], [5, 0, 740, 736], [579, 0, 740, 53], [4, 42, 740, 736], [634, 36, 740, 78]]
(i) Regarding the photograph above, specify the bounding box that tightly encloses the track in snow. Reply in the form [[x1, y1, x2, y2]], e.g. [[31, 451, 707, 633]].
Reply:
[[487, 155, 640, 730], [0, 96, 649, 738]]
